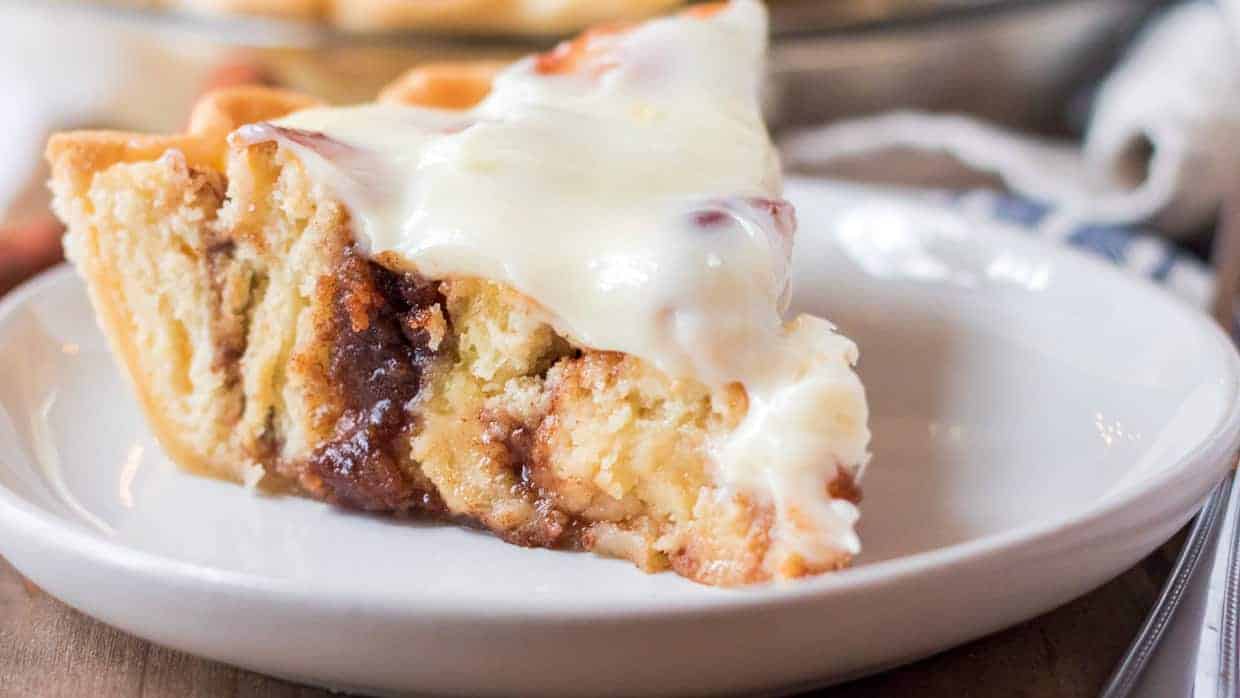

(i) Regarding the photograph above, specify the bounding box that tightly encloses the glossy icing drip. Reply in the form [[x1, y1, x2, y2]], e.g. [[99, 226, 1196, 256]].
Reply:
[[234, 0, 870, 570]]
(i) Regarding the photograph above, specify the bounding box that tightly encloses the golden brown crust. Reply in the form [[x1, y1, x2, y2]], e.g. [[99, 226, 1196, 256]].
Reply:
[[186, 86, 323, 167], [45, 132, 209, 197], [46, 86, 323, 184], [45, 63, 505, 189], [378, 61, 508, 109]]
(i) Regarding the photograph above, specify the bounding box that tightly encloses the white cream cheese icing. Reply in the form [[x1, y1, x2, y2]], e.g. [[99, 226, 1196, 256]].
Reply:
[[234, 0, 870, 570]]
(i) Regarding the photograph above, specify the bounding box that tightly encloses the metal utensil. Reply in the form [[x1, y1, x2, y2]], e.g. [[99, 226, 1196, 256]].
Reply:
[[1099, 478, 1234, 698], [1207, 470, 1240, 697], [1200, 185, 1240, 698]]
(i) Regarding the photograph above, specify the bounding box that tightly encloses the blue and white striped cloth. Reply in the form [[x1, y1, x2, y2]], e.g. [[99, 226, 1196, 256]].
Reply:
[[949, 189, 1215, 311]]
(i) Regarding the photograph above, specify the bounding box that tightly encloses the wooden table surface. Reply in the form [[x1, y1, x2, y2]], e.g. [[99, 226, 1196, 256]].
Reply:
[[0, 536, 1180, 698]]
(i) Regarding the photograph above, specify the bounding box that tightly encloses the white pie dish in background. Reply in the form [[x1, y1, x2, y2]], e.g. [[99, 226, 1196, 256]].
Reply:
[[0, 178, 1237, 697]]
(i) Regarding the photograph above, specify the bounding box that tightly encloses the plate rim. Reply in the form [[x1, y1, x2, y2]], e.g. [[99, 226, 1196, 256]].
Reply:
[[1, 222, 1238, 621]]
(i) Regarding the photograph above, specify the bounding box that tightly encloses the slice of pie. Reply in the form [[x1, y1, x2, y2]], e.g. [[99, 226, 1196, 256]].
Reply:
[[46, 0, 870, 586]]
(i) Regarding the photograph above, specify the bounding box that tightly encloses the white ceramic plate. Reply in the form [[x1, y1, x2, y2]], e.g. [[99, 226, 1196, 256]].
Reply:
[[1, 179, 1238, 697]]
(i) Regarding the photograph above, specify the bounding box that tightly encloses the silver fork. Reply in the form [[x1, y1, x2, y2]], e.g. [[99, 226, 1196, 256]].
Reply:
[[1099, 190, 1240, 698]]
